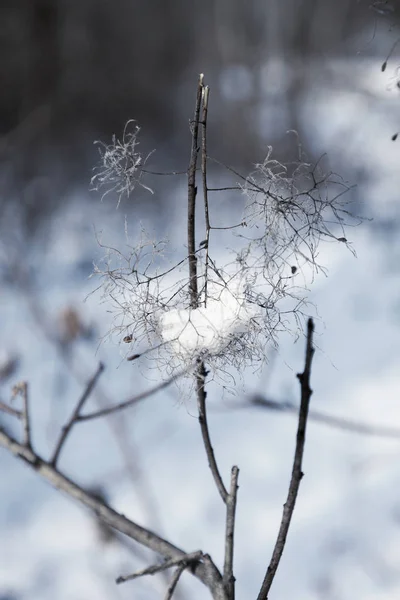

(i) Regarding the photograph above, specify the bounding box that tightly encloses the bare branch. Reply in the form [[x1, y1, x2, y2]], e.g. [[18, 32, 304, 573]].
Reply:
[[196, 362, 228, 503], [20, 290, 171, 560], [0, 428, 227, 599], [187, 76, 229, 506], [141, 168, 188, 176], [164, 564, 187, 600], [223, 466, 239, 599], [51, 362, 104, 466], [207, 186, 242, 192], [12, 382, 31, 449], [0, 399, 22, 418], [77, 367, 190, 422], [187, 73, 204, 308], [21, 383, 31, 448], [251, 396, 400, 440], [257, 318, 315, 600], [90, 75, 359, 396], [116, 551, 203, 584], [200, 84, 211, 306]]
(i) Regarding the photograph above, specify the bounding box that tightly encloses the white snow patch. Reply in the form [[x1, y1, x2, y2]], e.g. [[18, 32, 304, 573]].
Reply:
[[160, 277, 260, 359]]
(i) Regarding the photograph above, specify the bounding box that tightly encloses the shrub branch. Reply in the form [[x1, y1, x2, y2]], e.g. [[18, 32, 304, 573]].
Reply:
[[257, 318, 315, 600]]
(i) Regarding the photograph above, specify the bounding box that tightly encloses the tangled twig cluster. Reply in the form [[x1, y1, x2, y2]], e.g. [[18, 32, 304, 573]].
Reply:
[[91, 120, 154, 206], [92, 119, 359, 393]]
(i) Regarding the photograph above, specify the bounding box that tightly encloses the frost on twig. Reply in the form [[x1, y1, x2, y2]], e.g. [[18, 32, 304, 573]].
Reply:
[[92, 126, 360, 394], [91, 120, 154, 206]]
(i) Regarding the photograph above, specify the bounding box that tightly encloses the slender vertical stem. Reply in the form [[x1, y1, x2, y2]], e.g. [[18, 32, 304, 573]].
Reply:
[[187, 73, 204, 309], [257, 318, 315, 600], [196, 361, 228, 503], [223, 466, 239, 599], [21, 382, 31, 449], [11, 382, 32, 449], [200, 85, 211, 306], [188, 76, 228, 504]]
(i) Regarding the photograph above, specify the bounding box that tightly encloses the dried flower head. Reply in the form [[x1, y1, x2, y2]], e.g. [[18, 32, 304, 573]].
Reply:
[[91, 120, 154, 206], [92, 124, 361, 394]]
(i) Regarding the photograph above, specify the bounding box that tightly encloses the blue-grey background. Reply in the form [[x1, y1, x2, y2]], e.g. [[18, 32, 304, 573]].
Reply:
[[1, 2, 400, 599]]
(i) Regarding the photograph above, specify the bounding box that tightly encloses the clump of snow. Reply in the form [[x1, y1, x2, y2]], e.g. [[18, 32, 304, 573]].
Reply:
[[159, 277, 260, 360]]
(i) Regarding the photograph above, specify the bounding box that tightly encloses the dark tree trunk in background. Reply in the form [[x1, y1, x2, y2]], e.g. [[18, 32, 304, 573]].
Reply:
[[27, 0, 59, 114]]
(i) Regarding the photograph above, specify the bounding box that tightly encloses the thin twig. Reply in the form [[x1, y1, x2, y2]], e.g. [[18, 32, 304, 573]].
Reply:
[[223, 466, 239, 599], [187, 73, 203, 308], [51, 362, 104, 466], [196, 362, 228, 503], [116, 551, 203, 584], [141, 169, 188, 176], [251, 396, 400, 440], [77, 367, 190, 422], [21, 383, 31, 448], [200, 84, 211, 306], [0, 428, 227, 600], [257, 318, 315, 600], [12, 382, 31, 449], [381, 36, 400, 72], [187, 76, 228, 506], [210, 223, 245, 231], [0, 400, 22, 418], [165, 564, 187, 600], [208, 186, 242, 192], [20, 288, 172, 583], [207, 156, 260, 189]]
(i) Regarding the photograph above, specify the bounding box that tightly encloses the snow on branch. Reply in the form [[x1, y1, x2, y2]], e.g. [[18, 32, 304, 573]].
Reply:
[[160, 277, 260, 361], [91, 95, 361, 396]]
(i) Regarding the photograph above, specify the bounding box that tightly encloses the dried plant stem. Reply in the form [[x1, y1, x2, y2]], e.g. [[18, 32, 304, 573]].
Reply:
[[201, 84, 211, 305], [24, 291, 168, 558], [165, 565, 187, 600], [251, 396, 400, 440], [188, 75, 229, 506], [77, 368, 190, 422], [196, 362, 228, 503], [21, 383, 31, 448], [11, 382, 32, 448], [257, 318, 315, 600], [116, 551, 203, 584], [51, 362, 104, 466], [223, 466, 239, 599], [0, 400, 22, 418], [187, 73, 203, 308], [0, 428, 227, 599]]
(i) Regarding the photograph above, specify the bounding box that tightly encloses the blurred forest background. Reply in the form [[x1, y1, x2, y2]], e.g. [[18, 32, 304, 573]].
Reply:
[[2, 2, 400, 600], [0, 0, 397, 234]]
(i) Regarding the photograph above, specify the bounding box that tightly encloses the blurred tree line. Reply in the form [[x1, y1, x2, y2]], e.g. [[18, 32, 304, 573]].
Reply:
[[0, 0, 396, 232]]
